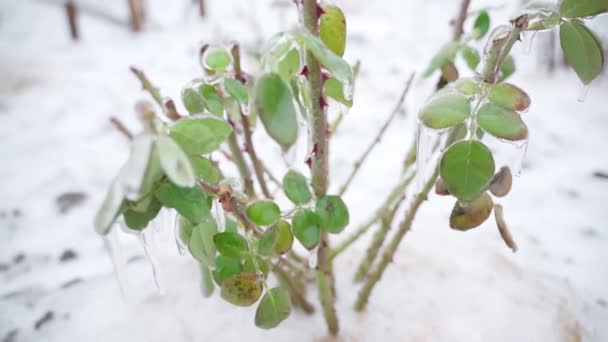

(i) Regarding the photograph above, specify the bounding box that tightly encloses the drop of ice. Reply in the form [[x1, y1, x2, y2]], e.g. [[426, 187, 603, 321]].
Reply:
[[521, 31, 538, 56], [508, 138, 529, 177], [104, 223, 130, 300], [309, 246, 319, 269], [578, 84, 591, 103]]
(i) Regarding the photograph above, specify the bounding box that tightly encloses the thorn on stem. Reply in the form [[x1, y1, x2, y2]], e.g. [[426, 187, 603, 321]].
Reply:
[[300, 65, 309, 78]]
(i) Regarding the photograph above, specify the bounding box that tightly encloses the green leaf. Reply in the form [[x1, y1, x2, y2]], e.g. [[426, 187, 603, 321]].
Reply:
[[319, 5, 347, 57], [243, 255, 269, 278], [177, 215, 194, 246], [477, 103, 528, 141], [155, 182, 210, 224], [182, 87, 206, 114], [198, 84, 225, 116], [498, 55, 516, 82], [559, 0, 608, 18], [274, 220, 293, 254], [316, 195, 349, 234], [190, 156, 221, 185], [283, 170, 312, 205], [255, 287, 291, 329], [246, 200, 281, 226], [298, 31, 353, 84], [450, 192, 494, 231], [213, 255, 243, 284], [473, 10, 490, 40], [220, 272, 263, 306], [292, 209, 321, 250], [123, 198, 162, 230], [258, 226, 279, 256], [560, 21, 604, 85], [454, 78, 481, 95], [324, 77, 353, 107], [440, 140, 495, 202], [130, 143, 164, 212], [214, 232, 249, 258], [277, 48, 301, 80], [189, 217, 218, 265], [423, 42, 461, 78], [199, 263, 215, 297], [460, 45, 481, 71], [488, 83, 531, 111], [224, 78, 249, 104], [204, 48, 232, 72], [156, 135, 196, 188], [119, 133, 155, 201], [418, 93, 470, 129], [255, 73, 298, 148], [94, 178, 125, 235], [170, 116, 232, 155]]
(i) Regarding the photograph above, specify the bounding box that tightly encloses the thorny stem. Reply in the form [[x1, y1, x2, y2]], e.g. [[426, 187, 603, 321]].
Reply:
[[354, 13, 529, 311], [337, 73, 415, 197], [130, 66, 165, 111], [274, 266, 315, 314], [302, 0, 338, 335], [226, 132, 255, 197]]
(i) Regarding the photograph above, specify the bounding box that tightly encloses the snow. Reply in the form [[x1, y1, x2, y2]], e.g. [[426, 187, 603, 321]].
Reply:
[[1, 0, 607, 341]]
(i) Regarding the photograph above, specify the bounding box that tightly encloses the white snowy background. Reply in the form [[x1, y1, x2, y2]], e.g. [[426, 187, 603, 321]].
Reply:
[[1, 0, 607, 341]]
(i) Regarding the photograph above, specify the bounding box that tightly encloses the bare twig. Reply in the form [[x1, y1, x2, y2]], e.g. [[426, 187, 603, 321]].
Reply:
[[453, 0, 472, 41], [128, 0, 144, 32], [110, 116, 134, 140], [35, 0, 129, 29], [337, 73, 415, 196], [65, 1, 79, 40], [226, 132, 255, 197], [130, 67, 165, 110]]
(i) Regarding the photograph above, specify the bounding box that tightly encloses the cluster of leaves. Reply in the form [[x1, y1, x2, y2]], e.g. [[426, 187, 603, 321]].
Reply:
[[95, 2, 352, 330], [419, 0, 606, 232]]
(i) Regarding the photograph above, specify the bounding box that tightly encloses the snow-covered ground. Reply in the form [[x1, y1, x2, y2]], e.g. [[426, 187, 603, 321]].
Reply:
[[1, 0, 607, 341]]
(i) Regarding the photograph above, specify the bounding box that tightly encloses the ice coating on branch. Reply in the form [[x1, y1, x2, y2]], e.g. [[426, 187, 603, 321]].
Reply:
[[104, 224, 130, 300], [212, 198, 226, 233], [309, 245, 319, 268]]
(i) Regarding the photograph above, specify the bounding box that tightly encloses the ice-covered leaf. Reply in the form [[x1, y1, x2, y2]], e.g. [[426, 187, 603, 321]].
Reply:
[[199, 263, 215, 297], [477, 103, 528, 141], [123, 198, 162, 230], [220, 272, 263, 306], [214, 232, 249, 258], [419, 93, 470, 129], [120, 134, 155, 199], [255, 73, 298, 148], [189, 217, 218, 265], [190, 156, 221, 185], [224, 78, 249, 104], [155, 181, 211, 224], [170, 116, 232, 155], [255, 287, 291, 329], [247, 200, 281, 226], [292, 209, 321, 250], [243, 255, 269, 278], [560, 21, 604, 85], [283, 170, 312, 205], [473, 10, 490, 40], [258, 226, 279, 256], [422, 42, 461, 78], [454, 78, 481, 95], [319, 5, 347, 57], [94, 178, 125, 235], [559, 0, 608, 18], [182, 87, 206, 114], [488, 83, 531, 111], [274, 220, 293, 254], [204, 48, 232, 72], [198, 84, 225, 116], [489, 166, 513, 197], [213, 255, 243, 284], [316, 195, 349, 234], [498, 55, 516, 82], [460, 45, 481, 71], [298, 31, 353, 84], [450, 192, 494, 230], [324, 77, 353, 107], [156, 134, 196, 188], [277, 48, 301, 80], [440, 140, 495, 202]]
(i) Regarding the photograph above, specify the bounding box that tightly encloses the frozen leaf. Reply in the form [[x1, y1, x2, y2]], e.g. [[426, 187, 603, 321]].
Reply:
[[224, 78, 249, 105], [213, 255, 243, 284], [198, 84, 224, 116], [494, 204, 518, 252], [277, 48, 301, 80], [441, 61, 459, 82], [274, 220, 293, 254], [324, 77, 353, 107], [258, 226, 279, 256], [316, 195, 349, 234], [182, 87, 206, 114], [559, 0, 608, 18], [190, 156, 221, 185], [255, 287, 291, 329], [460, 45, 481, 71], [189, 217, 218, 265], [560, 21, 604, 85], [220, 272, 263, 306], [419, 93, 470, 129], [178, 215, 194, 246], [120, 134, 155, 199], [123, 198, 162, 230], [199, 263, 215, 297], [477, 103, 528, 141], [292, 209, 321, 250], [454, 78, 481, 95], [440, 140, 495, 202], [205, 48, 232, 72], [214, 232, 249, 258], [170, 116, 232, 155], [130, 144, 164, 212], [488, 83, 531, 111], [298, 31, 353, 84], [473, 10, 490, 40], [155, 181, 211, 224], [243, 255, 269, 278], [498, 55, 516, 82], [156, 134, 196, 188], [255, 73, 298, 148], [94, 178, 125, 235], [489, 166, 513, 197], [422, 42, 461, 78], [283, 170, 312, 205], [319, 5, 347, 57], [246, 200, 281, 226], [450, 192, 494, 230]]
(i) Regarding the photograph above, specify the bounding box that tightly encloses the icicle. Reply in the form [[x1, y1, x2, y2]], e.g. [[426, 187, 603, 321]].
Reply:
[[173, 214, 187, 255], [104, 223, 130, 300], [578, 84, 591, 103], [212, 199, 226, 233], [521, 31, 538, 56], [416, 122, 437, 192], [138, 228, 165, 295], [508, 138, 529, 177], [309, 246, 319, 268]]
